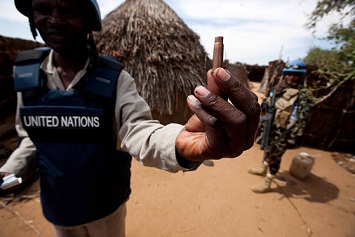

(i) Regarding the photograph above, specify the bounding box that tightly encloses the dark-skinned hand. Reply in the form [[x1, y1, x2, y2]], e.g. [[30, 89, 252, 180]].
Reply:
[[176, 68, 260, 161]]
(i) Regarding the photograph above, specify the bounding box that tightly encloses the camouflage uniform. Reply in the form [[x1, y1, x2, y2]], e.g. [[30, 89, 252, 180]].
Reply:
[[249, 59, 311, 193], [261, 79, 311, 175]]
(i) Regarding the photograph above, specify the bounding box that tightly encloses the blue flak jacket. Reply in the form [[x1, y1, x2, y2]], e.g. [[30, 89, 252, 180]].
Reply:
[[14, 49, 132, 226]]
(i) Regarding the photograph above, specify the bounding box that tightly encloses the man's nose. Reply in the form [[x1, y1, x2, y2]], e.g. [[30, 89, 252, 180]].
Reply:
[[48, 10, 64, 25]]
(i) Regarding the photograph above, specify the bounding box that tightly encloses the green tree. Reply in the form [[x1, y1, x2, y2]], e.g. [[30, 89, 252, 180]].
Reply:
[[304, 47, 340, 66], [306, 0, 355, 30], [305, 0, 355, 103]]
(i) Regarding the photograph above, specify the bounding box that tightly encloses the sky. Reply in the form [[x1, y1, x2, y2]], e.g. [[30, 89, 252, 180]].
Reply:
[[0, 0, 348, 65]]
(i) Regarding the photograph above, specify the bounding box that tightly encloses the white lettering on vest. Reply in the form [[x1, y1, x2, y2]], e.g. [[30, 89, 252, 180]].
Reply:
[[61, 116, 100, 128], [23, 115, 59, 127], [23, 115, 100, 128]]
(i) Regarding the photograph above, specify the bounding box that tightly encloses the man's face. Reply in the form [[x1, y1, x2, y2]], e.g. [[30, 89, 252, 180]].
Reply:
[[284, 72, 301, 84], [31, 0, 88, 54]]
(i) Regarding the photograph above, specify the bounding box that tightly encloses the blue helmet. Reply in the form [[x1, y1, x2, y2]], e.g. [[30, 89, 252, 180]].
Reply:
[[282, 59, 307, 76], [14, 0, 102, 32]]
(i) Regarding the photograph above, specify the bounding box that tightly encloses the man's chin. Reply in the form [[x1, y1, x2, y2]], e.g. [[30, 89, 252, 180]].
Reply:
[[50, 44, 86, 56]]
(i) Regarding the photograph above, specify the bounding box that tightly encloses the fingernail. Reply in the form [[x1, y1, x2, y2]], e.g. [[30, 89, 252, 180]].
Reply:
[[187, 95, 201, 107], [195, 86, 210, 97], [216, 68, 231, 81]]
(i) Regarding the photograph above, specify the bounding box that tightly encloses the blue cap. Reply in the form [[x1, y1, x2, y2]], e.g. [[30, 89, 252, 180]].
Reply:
[[282, 59, 307, 76]]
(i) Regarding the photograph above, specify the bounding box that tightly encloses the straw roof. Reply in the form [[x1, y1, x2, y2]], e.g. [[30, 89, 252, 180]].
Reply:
[[94, 0, 210, 124]]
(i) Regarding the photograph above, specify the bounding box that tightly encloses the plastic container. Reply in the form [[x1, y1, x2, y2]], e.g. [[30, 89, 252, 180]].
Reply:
[[289, 152, 315, 179]]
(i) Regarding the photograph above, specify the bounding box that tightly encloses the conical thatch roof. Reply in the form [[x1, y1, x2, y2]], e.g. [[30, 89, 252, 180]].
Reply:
[[94, 0, 210, 124]]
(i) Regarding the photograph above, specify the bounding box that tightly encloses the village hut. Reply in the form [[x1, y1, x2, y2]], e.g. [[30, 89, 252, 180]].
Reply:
[[0, 35, 45, 159], [94, 0, 210, 124], [300, 73, 355, 154], [0, 35, 44, 120]]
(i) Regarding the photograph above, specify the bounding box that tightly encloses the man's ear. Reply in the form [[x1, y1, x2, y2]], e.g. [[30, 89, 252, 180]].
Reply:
[[29, 13, 38, 40]]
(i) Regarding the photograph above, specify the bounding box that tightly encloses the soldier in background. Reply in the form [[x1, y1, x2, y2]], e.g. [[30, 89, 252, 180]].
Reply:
[[248, 59, 312, 193], [0, 0, 260, 236]]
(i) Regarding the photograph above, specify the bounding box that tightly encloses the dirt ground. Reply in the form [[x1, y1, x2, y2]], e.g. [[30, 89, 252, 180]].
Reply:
[[0, 83, 354, 237]]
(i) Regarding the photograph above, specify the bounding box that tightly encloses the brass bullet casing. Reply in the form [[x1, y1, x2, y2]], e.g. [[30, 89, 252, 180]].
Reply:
[[209, 36, 227, 100], [212, 36, 224, 72]]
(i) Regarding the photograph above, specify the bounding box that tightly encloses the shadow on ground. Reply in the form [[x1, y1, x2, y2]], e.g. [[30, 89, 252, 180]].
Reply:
[[273, 171, 339, 203]]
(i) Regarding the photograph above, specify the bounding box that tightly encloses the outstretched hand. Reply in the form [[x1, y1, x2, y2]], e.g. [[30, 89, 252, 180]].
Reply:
[[176, 68, 260, 161]]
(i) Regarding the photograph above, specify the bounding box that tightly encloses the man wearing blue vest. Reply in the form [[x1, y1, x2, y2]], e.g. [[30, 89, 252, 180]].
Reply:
[[0, 0, 260, 236]]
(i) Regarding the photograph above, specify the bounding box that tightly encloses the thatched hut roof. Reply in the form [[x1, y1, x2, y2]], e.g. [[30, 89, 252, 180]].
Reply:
[[0, 35, 45, 119], [94, 0, 209, 124]]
